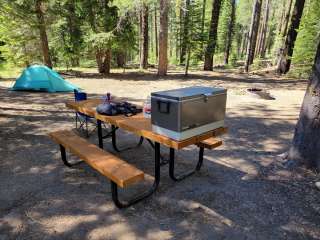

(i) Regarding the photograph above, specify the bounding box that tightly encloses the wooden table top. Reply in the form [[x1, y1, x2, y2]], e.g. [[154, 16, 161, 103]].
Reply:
[[66, 99, 227, 150]]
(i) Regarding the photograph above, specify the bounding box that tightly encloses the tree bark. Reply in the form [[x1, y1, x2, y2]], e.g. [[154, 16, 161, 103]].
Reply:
[[281, 0, 293, 38], [116, 51, 125, 68], [203, 0, 222, 71], [158, 0, 169, 76], [200, 0, 206, 55], [276, 0, 305, 74], [224, 0, 236, 65], [140, 3, 149, 69], [255, 9, 264, 57], [241, 31, 248, 58], [66, 0, 80, 67], [154, 6, 158, 59], [288, 40, 320, 170], [236, 28, 243, 59], [185, 47, 191, 76], [35, 0, 52, 68], [180, 0, 190, 65], [244, 0, 262, 72], [104, 49, 111, 74], [258, 0, 270, 58], [277, 1, 286, 36], [96, 49, 111, 74]]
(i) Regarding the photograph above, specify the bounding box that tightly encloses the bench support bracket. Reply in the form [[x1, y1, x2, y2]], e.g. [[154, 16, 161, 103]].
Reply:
[[111, 142, 161, 209], [59, 145, 83, 167], [169, 146, 204, 181]]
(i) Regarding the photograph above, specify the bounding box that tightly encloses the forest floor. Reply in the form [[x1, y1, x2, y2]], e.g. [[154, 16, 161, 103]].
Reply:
[[0, 68, 319, 240]]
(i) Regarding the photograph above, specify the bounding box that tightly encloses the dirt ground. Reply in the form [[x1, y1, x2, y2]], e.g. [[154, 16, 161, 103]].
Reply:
[[0, 69, 319, 240]]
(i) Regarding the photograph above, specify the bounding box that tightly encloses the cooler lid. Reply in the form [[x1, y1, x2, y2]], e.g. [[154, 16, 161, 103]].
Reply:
[[151, 86, 226, 100]]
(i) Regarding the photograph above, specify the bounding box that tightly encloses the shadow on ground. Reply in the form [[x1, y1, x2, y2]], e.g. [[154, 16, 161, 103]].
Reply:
[[57, 69, 308, 91], [0, 86, 319, 240]]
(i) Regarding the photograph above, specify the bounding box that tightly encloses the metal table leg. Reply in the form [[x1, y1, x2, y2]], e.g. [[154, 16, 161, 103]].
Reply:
[[97, 119, 103, 149], [169, 146, 205, 181], [146, 139, 169, 166], [111, 142, 161, 208]]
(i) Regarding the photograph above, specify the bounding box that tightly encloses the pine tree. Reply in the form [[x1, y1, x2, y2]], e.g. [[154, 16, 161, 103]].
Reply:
[[244, 0, 262, 72], [140, 2, 149, 69], [292, 0, 320, 74], [288, 38, 320, 170], [204, 0, 222, 71], [276, 0, 306, 74], [158, 0, 169, 76]]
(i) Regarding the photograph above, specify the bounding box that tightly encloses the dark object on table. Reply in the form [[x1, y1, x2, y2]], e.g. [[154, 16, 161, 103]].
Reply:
[[151, 86, 227, 140], [97, 101, 142, 117]]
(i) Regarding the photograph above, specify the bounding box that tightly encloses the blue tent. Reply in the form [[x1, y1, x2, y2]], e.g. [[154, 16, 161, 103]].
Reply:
[[12, 65, 79, 92]]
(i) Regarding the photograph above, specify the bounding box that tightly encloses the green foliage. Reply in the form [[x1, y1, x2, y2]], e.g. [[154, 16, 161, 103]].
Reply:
[[187, 0, 206, 62], [0, 0, 319, 74], [292, 0, 320, 73], [217, 0, 232, 54], [0, 1, 41, 66], [86, 32, 115, 51], [236, 0, 253, 30]]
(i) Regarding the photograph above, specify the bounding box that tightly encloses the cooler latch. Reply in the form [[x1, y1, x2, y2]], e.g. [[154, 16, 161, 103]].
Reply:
[[202, 93, 212, 102]]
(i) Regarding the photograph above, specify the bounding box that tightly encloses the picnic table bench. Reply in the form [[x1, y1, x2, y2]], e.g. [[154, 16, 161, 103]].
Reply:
[[49, 98, 227, 208]]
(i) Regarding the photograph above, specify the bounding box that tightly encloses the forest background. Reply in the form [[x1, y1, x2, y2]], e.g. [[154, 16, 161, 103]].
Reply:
[[0, 0, 319, 78]]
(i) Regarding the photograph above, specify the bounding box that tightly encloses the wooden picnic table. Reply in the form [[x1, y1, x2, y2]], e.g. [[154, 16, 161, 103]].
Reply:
[[66, 98, 227, 150], [64, 98, 227, 207]]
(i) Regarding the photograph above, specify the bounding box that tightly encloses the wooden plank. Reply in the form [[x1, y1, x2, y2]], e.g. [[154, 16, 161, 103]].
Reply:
[[66, 99, 101, 117], [196, 138, 223, 149], [65, 99, 228, 149], [49, 130, 144, 188]]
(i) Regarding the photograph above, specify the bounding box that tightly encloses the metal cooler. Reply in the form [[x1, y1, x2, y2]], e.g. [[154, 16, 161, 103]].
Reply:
[[151, 86, 227, 140]]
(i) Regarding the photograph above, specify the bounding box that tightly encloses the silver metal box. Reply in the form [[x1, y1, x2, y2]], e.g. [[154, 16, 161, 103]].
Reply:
[[151, 86, 227, 140]]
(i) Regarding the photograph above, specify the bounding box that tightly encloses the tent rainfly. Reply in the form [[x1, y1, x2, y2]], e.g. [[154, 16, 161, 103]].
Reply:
[[12, 65, 79, 92]]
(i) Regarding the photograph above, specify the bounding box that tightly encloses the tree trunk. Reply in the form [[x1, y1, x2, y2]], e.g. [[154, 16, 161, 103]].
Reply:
[[116, 51, 125, 68], [236, 29, 242, 59], [241, 31, 248, 58], [203, 0, 222, 71], [224, 0, 236, 65], [200, 0, 206, 55], [184, 47, 191, 76], [140, 3, 149, 69], [154, 6, 158, 59], [96, 49, 111, 74], [288, 40, 320, 170], [66, 0, 80, 67], [169, 7, 174, 58], [244, 0, 262, 72], [35, 0, 52, 68], [258, 0, 270, 58], [150, 8, 154, 55], [158, 0, 169, 76], [276, 0, 305, 74], [281, 0, 293, 38], [180, 0, 190, 65], [104, 49, 111, 74], [277, 1, 286, 36], [255, 10, 264, 57], [139, 11, 142, 64], [96, 50, 104, 73], [175, 4, 180, 60]]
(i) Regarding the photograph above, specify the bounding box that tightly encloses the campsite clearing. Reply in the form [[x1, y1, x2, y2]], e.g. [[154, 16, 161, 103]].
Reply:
[[0, 69, 319, 239]]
